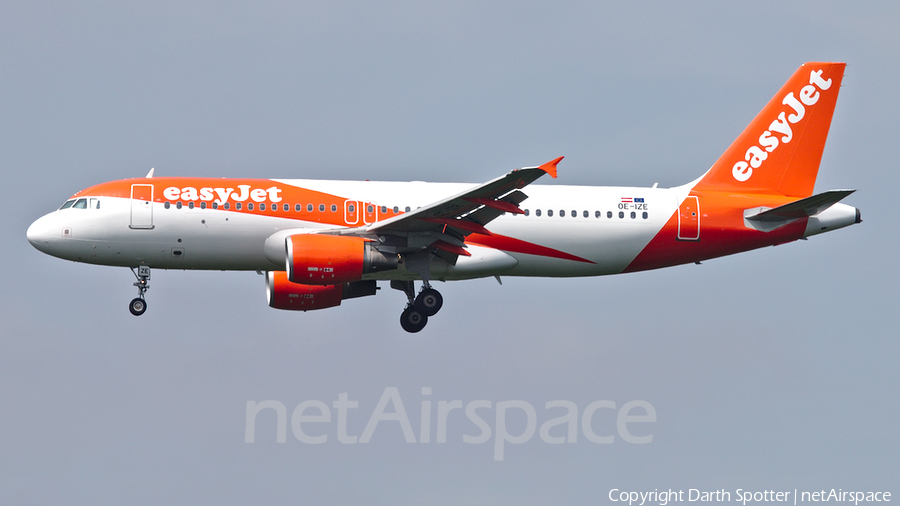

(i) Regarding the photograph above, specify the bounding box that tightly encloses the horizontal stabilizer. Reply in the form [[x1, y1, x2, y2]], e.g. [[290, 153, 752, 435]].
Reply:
[[744, 189, 855, 232], [746, 190, 855, 222]]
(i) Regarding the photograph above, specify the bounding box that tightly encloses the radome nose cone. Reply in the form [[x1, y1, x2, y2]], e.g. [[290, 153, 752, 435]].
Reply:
[[26, 216, 51, 251], [26, 220, 39, 246]]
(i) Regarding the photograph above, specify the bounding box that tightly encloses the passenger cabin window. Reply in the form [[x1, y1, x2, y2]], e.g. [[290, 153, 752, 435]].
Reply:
[[547, 209, 553, 217]]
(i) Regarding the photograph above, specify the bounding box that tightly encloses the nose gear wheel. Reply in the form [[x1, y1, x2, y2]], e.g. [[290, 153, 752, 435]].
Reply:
[[129, 266, 151, 317]]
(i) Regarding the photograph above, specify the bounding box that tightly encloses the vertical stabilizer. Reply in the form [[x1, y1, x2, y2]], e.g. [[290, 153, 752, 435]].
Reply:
[[693, 62, 845, 197]]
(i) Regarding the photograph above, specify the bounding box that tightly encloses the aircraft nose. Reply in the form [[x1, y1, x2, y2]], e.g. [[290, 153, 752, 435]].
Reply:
[[26, 215, 55, 252]]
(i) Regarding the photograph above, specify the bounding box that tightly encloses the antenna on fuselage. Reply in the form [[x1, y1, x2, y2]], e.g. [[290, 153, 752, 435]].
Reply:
[[145, 167, 155, 178]]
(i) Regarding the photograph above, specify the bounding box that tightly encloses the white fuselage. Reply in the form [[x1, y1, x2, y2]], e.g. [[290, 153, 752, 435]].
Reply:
[[27, 179, 687, 280]]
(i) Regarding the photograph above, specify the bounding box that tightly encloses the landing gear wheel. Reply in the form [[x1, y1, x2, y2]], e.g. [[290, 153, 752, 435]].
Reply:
[[400, 307, 428, 333], [129, 297, 147, 316], [129, 266, 151, 316], [415, 288, 443, 317]]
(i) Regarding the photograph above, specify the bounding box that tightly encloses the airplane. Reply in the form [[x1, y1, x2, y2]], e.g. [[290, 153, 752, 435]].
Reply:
[[26, 62, 860, 333]]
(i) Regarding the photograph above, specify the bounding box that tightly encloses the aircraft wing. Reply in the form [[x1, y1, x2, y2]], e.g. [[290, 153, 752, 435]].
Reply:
[[326, 157, 562, 257], [369, 157, 561, 233]]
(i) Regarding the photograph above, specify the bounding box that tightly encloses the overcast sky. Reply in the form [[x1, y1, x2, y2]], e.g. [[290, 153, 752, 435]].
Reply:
[[2, 2, 898, 505]]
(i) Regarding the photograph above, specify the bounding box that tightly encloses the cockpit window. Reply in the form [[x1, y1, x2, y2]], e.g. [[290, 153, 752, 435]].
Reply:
[[72, 199, 88, 209], [59, 199, 76, 210]]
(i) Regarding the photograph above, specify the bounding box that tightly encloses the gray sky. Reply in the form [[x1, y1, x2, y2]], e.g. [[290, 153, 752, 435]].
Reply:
[[2, 2, 897, 504]]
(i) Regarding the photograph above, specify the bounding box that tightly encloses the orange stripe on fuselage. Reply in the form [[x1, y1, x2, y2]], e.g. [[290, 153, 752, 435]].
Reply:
[[73, 178, 405, 227]]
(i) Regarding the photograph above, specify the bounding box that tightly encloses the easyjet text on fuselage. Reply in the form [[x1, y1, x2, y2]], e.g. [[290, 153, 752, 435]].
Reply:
[[163, 185, 283, 205]]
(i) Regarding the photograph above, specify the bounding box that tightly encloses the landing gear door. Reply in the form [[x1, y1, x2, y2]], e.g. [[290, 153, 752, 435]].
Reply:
[[677, 195, 700, 241], [130, 184, 154, 229]]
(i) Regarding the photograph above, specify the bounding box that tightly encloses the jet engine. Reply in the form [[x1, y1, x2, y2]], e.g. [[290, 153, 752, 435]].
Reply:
[[286, 234, 398, 285], [285, 234, 399, 285], [266, 271, 377, 311]]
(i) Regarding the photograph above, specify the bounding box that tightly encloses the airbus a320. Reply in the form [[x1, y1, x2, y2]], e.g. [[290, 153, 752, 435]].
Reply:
[[27, 62, 860, 332]]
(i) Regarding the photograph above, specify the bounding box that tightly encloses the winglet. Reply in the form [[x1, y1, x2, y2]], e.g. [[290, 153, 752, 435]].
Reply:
[[538, 156, 563, 179], [146, 167, 155, 178]]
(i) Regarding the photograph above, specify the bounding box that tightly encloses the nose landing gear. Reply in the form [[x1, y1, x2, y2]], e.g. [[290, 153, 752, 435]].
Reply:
[[129, 266, 150, 316], [392, 280, 444, 333]]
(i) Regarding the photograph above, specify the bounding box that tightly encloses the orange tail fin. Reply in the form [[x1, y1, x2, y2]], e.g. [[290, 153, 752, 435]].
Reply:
[[693, 62, 845, 197]]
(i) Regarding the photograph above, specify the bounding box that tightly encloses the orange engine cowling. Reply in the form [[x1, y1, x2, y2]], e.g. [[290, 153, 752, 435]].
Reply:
[[286, 234, 397, 285], [266, 271, 377, 311]]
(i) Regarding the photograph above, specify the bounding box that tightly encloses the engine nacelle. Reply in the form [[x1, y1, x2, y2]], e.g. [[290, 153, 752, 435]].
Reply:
[[266, 271, 377, 311], [286, 234, 397, 285]]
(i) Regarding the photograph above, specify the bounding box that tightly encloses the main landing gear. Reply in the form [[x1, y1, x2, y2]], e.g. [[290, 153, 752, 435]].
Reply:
[[393, 280, 444, 333], [129, 265, 150, 316]]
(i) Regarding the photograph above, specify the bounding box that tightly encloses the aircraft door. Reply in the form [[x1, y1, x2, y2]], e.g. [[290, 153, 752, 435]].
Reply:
[[677, 195, 700, 240], [130, 184, 154, 229], [362, 201, 378, 224], [344, 200, 359, 225]]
